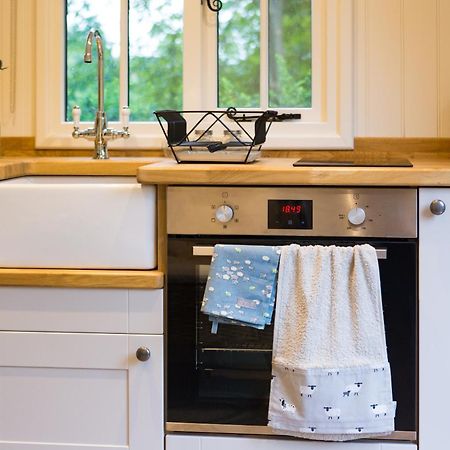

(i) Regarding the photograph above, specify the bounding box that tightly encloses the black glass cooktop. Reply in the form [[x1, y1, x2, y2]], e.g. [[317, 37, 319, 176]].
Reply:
[[293, 157, 413, 167]]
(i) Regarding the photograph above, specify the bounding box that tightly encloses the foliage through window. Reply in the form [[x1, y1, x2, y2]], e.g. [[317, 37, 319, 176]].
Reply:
[[66, 0, 121, 121], [268, 0, 311, 108], [66, 0, 311, 123], [218, 0, 311, 109], [128, 0, 183, 120], [66, 0, 183, 122]]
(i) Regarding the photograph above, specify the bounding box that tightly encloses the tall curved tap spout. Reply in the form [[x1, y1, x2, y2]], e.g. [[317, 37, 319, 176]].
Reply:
[[84, 30, 104, 113], [71, 30, 130, 160]]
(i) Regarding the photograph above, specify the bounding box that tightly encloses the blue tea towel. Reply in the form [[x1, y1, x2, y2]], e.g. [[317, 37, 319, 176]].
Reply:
[[201, 244, 281, 332]]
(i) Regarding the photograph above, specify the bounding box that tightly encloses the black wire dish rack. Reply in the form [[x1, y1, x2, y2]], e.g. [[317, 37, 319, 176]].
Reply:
[[154, 107, 301, 163]]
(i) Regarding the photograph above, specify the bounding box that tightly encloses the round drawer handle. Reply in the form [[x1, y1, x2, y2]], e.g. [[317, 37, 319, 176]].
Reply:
[[136, 346, 151, 362], [430, 199, 446, 215]]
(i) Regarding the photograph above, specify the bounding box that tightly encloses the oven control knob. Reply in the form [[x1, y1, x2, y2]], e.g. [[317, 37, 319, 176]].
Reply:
[[215, 204, 234, 223], [347, 207, 366, 226]]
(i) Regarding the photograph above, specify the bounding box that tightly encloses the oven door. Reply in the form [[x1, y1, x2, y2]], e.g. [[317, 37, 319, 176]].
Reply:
[[167, 236, 417, 440]]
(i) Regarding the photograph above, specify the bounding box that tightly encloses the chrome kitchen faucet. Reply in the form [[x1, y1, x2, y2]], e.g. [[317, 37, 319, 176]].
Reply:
[[72, 30, 130, 159]]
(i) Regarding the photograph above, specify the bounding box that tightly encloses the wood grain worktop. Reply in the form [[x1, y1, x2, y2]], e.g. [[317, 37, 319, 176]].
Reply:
[[1, 140, 450, 188], [0, 268, 164, 289], [137, 154, 450, 186], [0, 156, 164, 179]]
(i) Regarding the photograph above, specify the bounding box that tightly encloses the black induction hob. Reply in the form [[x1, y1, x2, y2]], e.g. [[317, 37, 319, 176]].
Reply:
[[293, 157, 413, 167]]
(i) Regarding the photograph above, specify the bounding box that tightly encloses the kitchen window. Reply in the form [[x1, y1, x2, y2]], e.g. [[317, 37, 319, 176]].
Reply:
[[65, 0, 183, 123], [36, 0, 353, 150]]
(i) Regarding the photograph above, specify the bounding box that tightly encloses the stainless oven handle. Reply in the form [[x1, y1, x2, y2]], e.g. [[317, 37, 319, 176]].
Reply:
[[193, 246, 217, 256], [192, 246, 387, 259]]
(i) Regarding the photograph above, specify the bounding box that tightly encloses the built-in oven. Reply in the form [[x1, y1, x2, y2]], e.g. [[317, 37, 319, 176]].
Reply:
[[166, 187, 417, 442]]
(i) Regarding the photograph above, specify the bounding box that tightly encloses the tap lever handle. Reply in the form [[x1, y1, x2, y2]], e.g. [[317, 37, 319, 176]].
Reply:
[[122, 106, 130, 129], [72, 105, 81, 128]]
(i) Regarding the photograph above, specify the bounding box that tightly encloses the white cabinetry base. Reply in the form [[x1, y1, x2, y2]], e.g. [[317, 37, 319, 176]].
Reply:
[[166, 434, 417, 450], [0, 332, 163, 450]]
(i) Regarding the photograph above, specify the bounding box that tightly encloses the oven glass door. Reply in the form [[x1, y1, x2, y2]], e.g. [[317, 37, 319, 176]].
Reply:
[[167, 236, 417, 433]]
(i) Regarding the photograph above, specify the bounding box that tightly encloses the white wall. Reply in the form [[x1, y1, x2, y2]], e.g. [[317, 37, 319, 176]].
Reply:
[[354, 0, 448, 137], [0, 0, 35, 137], [0, 0, 448, 139]]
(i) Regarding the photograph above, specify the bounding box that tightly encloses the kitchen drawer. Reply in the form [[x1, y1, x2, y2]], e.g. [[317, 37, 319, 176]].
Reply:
[[166, 434, 417, 450], [0, 287, 163, 334]]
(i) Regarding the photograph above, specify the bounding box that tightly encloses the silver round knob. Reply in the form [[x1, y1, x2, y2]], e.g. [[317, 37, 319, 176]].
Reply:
[[215, 204, 234, 223], [347, 207, 366, 226], [136, 347, 151, 362], [430, 199, 446, 215]]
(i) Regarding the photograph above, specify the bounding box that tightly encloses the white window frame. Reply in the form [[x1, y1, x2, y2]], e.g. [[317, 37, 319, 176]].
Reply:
[[36, 0, 353, 150]]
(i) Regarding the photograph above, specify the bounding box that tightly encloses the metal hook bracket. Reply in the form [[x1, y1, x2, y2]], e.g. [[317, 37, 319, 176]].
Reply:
[[202, 0, 223, 12], [0, 60, 7, 71]]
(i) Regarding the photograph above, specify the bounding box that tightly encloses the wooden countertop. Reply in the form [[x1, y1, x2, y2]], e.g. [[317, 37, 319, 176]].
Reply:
[[0, 153, 448, 187], [137, 155, 450, 186], [0, 269, 164, 289], [0, 157, 165, 288], [138, 156, 450, 186], [0, 156, 164, 180]]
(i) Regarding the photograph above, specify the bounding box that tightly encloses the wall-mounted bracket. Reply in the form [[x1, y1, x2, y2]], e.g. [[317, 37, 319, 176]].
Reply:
[[202, 0, 223, 12]]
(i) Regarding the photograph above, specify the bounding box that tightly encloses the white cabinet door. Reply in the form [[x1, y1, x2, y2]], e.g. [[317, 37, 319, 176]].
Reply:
[[0, 332, 163, 450], [419, 189, 450, 450]]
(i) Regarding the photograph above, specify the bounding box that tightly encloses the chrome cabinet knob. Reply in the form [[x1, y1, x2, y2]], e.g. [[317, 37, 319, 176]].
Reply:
[[136, 346, 151, 362], [430, 199, 446, 215]]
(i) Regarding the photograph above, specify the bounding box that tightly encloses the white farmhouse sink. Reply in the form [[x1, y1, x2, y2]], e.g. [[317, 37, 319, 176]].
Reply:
[[0, 176, 156, 269]]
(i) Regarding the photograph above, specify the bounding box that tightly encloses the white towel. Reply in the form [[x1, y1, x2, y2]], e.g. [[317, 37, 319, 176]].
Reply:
[[268, 244, 396, 441]]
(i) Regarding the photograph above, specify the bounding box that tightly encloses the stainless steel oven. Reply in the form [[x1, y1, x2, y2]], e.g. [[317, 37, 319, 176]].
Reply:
[[166, 187, 417, 442]]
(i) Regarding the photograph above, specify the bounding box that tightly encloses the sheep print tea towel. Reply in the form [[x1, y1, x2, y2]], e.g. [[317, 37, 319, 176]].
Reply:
[[201, 244, 281, 331], [268, 244, 396, 441]]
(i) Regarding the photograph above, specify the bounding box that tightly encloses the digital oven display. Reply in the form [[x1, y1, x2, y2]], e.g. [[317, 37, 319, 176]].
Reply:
[[268, 199, 313, 229]]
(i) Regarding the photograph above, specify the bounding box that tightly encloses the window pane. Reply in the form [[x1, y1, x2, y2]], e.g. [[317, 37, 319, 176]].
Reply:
[[218, 0, 260, 108], [129, 0, 183, 121], [66, 0, 121, 121], [269, 0, 311, 108]]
